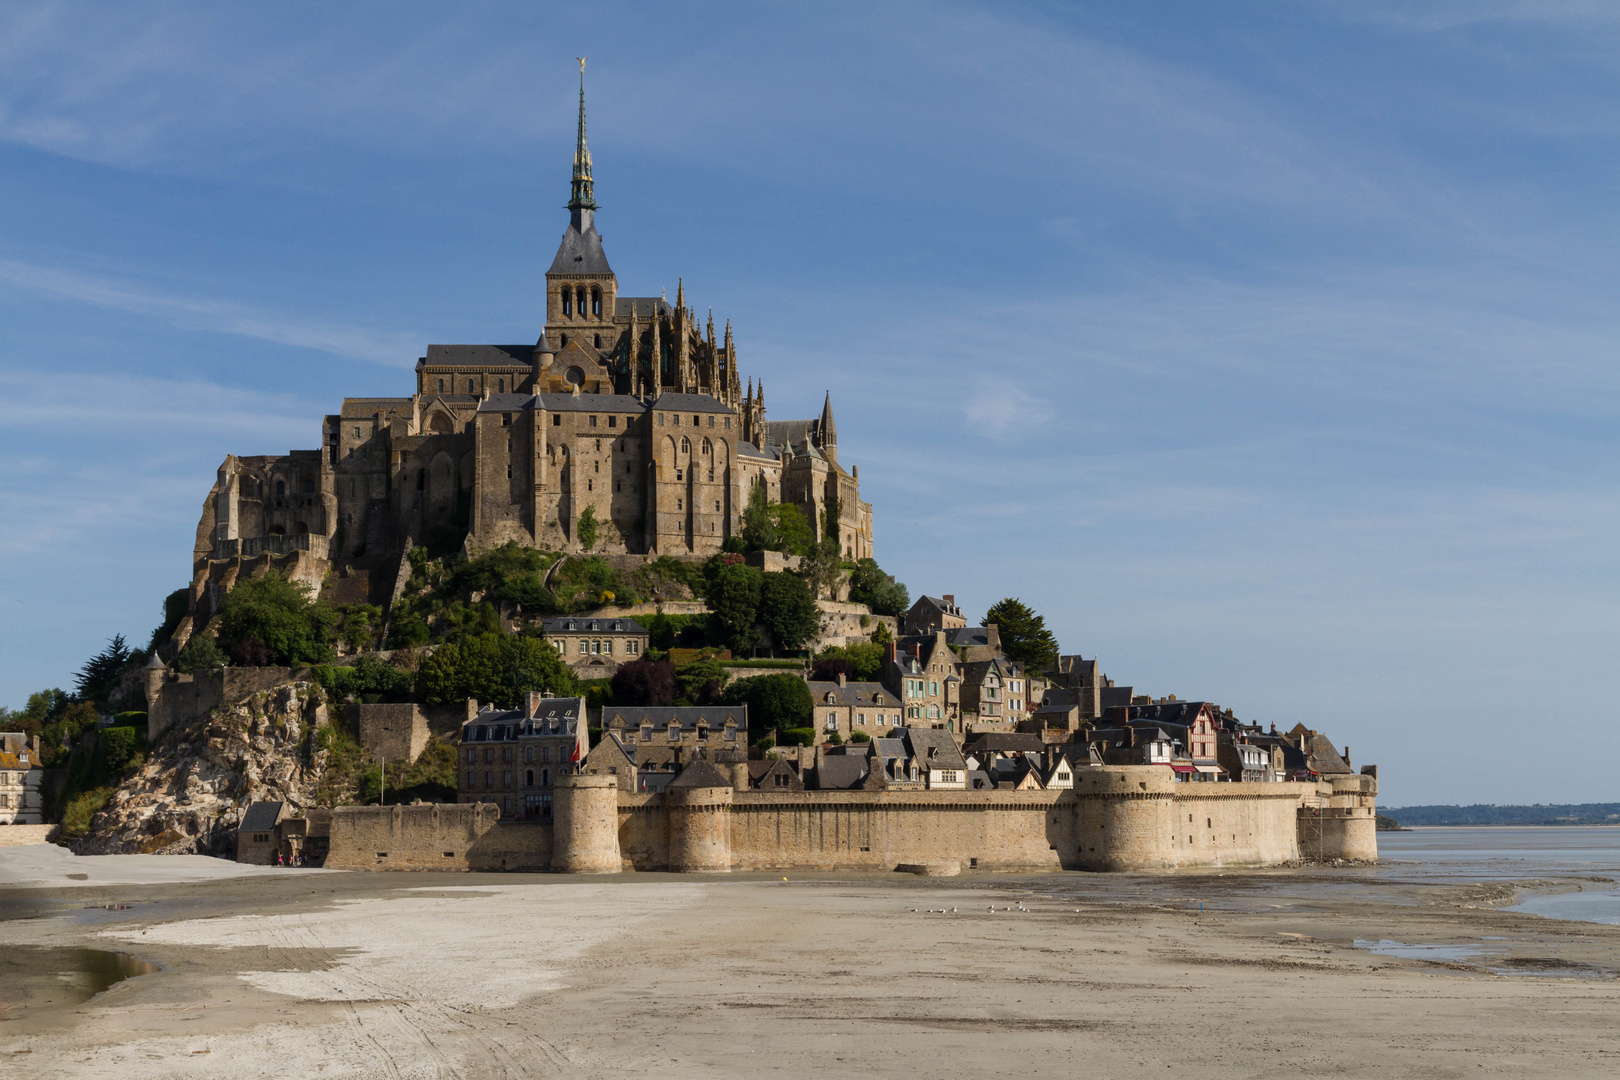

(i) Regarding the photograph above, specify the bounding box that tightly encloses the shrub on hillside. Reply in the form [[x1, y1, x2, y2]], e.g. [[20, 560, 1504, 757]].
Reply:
[[611, 657, 676, 707], [416, 633, 578, 708], [218, 574, 336, 666], [720, 672, 812, 734]]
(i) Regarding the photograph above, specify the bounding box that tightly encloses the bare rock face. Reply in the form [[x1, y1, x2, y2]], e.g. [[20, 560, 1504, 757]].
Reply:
[[74, 682, 333, 857]]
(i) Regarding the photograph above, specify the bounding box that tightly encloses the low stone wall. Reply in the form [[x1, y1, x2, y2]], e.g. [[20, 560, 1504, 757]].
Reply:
[[321, 771, 1376, 874], [0, 824, 60, 847]]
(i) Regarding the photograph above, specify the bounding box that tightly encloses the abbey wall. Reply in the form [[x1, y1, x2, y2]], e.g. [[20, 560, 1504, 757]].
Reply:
[[324, 767, 1376, 874]]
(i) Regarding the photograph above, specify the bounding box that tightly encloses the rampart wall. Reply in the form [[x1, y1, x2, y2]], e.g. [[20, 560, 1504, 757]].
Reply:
[[323, 769, 1377, 874]]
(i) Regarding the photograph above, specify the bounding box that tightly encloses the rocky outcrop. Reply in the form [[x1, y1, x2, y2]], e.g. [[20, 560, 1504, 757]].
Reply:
[[75, 682, 333, 857]]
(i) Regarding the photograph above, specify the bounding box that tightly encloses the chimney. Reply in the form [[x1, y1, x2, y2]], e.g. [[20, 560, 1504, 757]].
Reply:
[[884, 641, 897, 665], [527, 690, 542, 717], [942, 593, 955, 608], [466, 699, 479, 723], [1343, 745, 1350, 766], [838, 672, 847, 687], [985, 624, 1000, 652]]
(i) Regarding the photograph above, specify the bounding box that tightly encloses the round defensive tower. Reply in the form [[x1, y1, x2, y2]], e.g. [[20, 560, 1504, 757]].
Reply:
[[666, 760, 733, 873], [1315, 774, 1379, 862], [1075, 766, 1179, 871], [551, 773, 622, 874]]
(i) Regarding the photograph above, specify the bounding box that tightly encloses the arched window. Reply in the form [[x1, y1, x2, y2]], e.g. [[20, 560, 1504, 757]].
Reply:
[[701, 438, 712, 455], [591, 287, 602, 317], [562, 290, 572, 317], [680, 437, 691, 454], [576, 286, 587, 315], [498, 378, 504, 393], [275, 480, 285, 497]]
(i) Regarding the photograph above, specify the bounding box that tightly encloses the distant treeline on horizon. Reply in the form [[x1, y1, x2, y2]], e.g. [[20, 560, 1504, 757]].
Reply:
[[1383, 804, 1620, 827]]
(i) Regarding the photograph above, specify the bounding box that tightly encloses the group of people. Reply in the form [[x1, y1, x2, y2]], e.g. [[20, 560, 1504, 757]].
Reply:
[[274, 852, 315, 867]]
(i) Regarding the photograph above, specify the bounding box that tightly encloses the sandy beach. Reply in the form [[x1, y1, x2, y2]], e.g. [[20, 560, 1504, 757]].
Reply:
[[3, 845, 1619, 1079]]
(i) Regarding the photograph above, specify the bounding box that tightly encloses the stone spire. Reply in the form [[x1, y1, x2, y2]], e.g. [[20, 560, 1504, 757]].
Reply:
[[819, 391, 837, 457], [567, 58, 597, 225]]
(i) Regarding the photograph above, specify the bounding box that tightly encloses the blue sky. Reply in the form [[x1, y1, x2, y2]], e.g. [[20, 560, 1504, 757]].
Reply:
[[2, 1, 1618, 805]]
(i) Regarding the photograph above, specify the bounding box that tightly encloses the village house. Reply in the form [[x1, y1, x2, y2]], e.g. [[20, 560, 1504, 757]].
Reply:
[[235, 800, 291, 864], [902, 593, 967, 636], [599, 705, 747, 772], [904, 727, 969, 789], [747, 758, 803, 791], [960, 657, 1033, 734], [0, 733, 43, 825], [457, 694, 587, 819], [885, 632, 961, 731], [539, 616, 648, 677], [868, 736, 924, 790], [805, 675, 902, 740]]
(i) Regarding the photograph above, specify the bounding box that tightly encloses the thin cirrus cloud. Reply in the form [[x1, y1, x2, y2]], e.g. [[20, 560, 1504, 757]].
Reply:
[[0, 256, 420, 366]]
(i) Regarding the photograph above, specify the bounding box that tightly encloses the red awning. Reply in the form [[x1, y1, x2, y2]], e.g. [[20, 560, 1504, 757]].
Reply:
[[1170, 765, 1196, 774]]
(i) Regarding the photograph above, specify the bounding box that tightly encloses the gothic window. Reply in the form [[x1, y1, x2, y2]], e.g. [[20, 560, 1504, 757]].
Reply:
[[560, 334, 569, 346], [680, 437, 691, 454], [562, 290, 572, 317], [701, 438, 712, 455], [275, 480, 285, 497], [591, 287, 602, 317]]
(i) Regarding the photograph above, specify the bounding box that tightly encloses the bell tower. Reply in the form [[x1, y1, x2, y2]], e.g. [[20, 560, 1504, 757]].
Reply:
[[544, 59, 618, 364]]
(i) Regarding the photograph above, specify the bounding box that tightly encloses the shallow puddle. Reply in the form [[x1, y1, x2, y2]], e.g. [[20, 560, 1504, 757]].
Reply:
[[0, 947, 159, 1019]]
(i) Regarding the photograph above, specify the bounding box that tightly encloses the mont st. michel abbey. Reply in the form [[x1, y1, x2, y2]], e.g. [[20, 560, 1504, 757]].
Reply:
[[198, 76, 872, 574]]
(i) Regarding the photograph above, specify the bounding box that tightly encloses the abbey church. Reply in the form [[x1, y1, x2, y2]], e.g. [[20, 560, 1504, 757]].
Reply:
[[195, 75, 873, 576]]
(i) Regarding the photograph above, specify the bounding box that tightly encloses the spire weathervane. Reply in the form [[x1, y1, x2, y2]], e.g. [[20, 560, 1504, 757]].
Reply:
[[569, 57, 597, 217]]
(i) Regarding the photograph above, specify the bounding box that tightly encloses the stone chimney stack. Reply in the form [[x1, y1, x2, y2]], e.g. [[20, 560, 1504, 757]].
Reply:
[[985, 624, 1000, 653], [527, 690, 543, 717], [838, 672, 847, 687], [942, 594, 954, 607]]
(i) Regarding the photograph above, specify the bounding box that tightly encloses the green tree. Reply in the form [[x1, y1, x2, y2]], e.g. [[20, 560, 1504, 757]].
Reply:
[[218, 574, 336, 666], [708, 559, 763, 654], [174, 633, 225, 674], [847, 558, 910, 617], [75, 634, 132, 706], [821, 483, 841, 556], [795, 547, 842, 602], [720, 672, 813, 734], [674, 654, 728, 705], [577, 505, 600, 551], [741, 481, 779, 551], [759, 571, 821, 654], [416, 633, 578, 708], [814, 641, 885, 682], [610, 657, 676, 706], [983, 597, 1060, 673], [771, 503, 815, 556]]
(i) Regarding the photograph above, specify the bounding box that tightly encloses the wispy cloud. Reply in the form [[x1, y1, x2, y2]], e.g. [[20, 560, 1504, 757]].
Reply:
[[0, 256, 419, 365]]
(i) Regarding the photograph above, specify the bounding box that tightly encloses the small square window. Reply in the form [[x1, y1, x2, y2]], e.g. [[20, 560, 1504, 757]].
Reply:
[[590, 416, 598, 427], [608, 415, 617, 428], [553, 414, 562, 426]]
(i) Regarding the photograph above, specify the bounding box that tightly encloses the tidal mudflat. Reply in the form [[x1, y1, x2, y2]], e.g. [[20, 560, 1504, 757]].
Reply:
[[3, 845, 1619, 1079]]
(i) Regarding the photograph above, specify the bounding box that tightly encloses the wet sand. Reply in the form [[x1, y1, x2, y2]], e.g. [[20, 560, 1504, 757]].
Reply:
[[3, 847, 1619, 1078]]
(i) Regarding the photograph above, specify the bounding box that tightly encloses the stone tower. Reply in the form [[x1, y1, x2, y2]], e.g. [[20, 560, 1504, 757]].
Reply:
[[544, 62, 618, 369]]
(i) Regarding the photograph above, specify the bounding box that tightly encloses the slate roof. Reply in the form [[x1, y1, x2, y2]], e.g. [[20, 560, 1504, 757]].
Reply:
[[423, 344, 533, 368], [669, 758, 732, 789], [534, 393, 647, 414], [764, 418, 816, 451], [905, 728, 967, 771], [947, 627, 996, 650], [459, 698, 585, 741], [652, 392, 735, 414], [963, 732, 1045, 758], [541, 617, 647, 635], [240, 801, 284, 832], [549, 223, 612, 275], [602, 706, 747, 731], [736, 440, 779, 461], [815, 755, 869, 791], [805, 680, 895, 708], [614, 296, 672, 318]]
